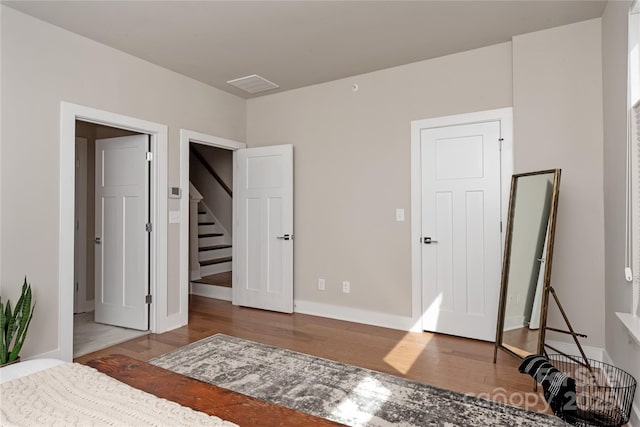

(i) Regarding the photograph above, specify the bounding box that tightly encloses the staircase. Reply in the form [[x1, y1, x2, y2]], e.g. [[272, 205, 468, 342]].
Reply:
[[188, 144, 233, 296], [196, 204, 232, 276]]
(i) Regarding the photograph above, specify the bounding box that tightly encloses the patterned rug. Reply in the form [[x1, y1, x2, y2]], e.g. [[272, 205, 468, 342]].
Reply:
[[150, 334, 567, 427]]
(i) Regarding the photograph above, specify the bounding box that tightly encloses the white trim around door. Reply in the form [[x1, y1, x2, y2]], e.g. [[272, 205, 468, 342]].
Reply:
[[59, 102, 168, 362], [409, 107, 513, 333], [179, 129, 246, 316]]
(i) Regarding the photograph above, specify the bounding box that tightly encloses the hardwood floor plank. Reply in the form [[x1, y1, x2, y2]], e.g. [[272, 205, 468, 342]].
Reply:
[[75, 296, 551, 414], [88, 355, 342, 427]]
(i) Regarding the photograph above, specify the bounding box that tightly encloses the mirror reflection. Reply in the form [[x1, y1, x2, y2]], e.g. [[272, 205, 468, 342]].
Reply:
[[495, 169, 561, 360]]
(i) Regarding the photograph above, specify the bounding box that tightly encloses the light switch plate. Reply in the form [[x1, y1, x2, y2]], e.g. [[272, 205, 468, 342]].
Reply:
[[395, 208, 405, 222], [169, 211, 181, 223]]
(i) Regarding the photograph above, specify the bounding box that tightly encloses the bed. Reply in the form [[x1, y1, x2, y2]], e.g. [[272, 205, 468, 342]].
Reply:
[[1, 354, 341, 426]]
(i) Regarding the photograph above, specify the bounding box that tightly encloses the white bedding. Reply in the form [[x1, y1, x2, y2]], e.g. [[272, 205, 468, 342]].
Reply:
[[1, 361, 238, 427]]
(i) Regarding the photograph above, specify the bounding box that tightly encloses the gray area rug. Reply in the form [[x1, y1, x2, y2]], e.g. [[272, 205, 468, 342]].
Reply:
[[150, 334, 567, 427]]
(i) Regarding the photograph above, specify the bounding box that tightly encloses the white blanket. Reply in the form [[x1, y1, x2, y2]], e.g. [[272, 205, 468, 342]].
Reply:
[[1, 362, 238, 427]]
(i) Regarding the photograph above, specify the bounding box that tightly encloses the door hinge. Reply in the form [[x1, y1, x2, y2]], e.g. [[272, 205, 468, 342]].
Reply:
[[498, 138, 504, 151], [145, 294, 152, 304], [76, 282, 79, 292], [146, 152, 153, 162], [500, 221, 503, 233], [146, 222, 153, 232]]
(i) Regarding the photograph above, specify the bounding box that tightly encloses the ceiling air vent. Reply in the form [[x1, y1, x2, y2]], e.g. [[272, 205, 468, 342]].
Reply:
[[226, 74, 279, 94]]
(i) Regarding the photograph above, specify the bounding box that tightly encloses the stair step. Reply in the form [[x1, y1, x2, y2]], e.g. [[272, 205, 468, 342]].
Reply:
[[199, 233, 223, 238], [200, 256, 232, 267], [199, 244, 232, 252], [199, 222, 215, 225]]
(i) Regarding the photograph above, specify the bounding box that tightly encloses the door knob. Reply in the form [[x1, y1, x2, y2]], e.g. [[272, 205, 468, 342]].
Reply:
[[423, 237, 438, 244], [277, 234, 293, 241]]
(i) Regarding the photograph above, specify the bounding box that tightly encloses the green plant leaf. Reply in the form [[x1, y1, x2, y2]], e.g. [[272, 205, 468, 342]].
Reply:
[[9, 305, 33, 362], [4, 301, 16, 364], [2, 278, 35, 364], [0, 297, 6, 364]]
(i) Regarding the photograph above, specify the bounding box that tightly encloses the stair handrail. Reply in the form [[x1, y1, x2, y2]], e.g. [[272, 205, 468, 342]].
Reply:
[[188, 183, 202, 281], [190, 146, 232, 197], [189, 182, 203, 201]]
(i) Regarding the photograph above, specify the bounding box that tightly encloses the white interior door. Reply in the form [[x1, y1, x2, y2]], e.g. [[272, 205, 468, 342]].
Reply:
[[421, 121, 502, 341], [235, 144, 293, 313], [95, 135, 149, 330]]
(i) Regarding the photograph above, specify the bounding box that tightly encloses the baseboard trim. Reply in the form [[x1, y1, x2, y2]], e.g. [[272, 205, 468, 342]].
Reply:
[[26, 347, 63, 361], [161, 313, 188, 334], [545, 340, 605, 361], [77, 300, 94, 314], [630, 403, 640, 427], [190, 283, 232, 301], [602, 350, 639, 427], [293, 300, 414, 331], [503, 315, 526, 331]]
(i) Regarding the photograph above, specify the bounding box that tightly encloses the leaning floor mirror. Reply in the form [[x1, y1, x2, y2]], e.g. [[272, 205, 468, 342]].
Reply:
[[494, 169, 561, 360]]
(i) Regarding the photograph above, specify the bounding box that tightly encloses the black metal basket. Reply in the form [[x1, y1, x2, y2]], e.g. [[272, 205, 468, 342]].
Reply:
[[547, 354, 637, 427]]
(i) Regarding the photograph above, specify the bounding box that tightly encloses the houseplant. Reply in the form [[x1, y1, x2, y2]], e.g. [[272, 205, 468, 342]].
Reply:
[[1, 277, 35, 365]]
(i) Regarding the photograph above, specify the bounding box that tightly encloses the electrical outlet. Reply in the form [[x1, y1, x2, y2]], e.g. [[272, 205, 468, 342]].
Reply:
[[318, 278, 325, 291], [342, 281, 350, 293]]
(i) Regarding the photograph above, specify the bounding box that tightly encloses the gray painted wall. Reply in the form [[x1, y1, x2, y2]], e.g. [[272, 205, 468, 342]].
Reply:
[[0, 6, 246, 357], [602, 1, 639, 423], [247, 19, 607, 349]]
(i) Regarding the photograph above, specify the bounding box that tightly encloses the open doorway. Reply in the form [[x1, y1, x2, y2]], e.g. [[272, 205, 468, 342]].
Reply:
[[60, 102, 171, 362], [73, 120, 149, 358], [188, 143, 234, 300], [178, 129, 294, 314], [178, 130, 245, 310]]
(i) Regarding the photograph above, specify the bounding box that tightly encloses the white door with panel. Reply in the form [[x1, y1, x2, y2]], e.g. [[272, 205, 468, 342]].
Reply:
[[421, 121, 502, 341], [95, 135, 149, 330], [235, 144, 293, 313]]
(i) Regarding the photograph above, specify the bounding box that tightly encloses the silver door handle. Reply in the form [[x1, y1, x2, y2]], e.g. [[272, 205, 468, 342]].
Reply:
[[277, 234, 293, 241], [423, 237, 438, 244], [95, 237, 102, 245]]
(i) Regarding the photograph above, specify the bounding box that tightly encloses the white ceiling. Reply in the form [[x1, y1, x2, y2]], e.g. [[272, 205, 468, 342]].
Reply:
[[3, 1, 607, 98]]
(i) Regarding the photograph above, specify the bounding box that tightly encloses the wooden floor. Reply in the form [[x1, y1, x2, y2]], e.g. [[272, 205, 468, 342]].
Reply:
[[191, 271, 232, 288], [503, 327, 540, 355], [88, 355, 341, 426], [75, 296, 549, 414]]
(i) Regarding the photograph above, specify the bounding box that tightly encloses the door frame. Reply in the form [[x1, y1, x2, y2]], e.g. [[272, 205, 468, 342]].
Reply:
[[60, 102, 168, 361], [409, 108, 513, 333], [74, 137, 91, 314], [179, 129, 246, 318]]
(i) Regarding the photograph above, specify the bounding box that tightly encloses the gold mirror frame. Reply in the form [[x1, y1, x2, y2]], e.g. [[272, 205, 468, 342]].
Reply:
[[494, 169, 561, 361]]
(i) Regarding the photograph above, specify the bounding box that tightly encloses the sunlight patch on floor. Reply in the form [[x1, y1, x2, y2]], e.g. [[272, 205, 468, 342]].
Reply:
[[382, 293, 441, 374], [382, 332, 432, 375], [330, 376, 392, 426]]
